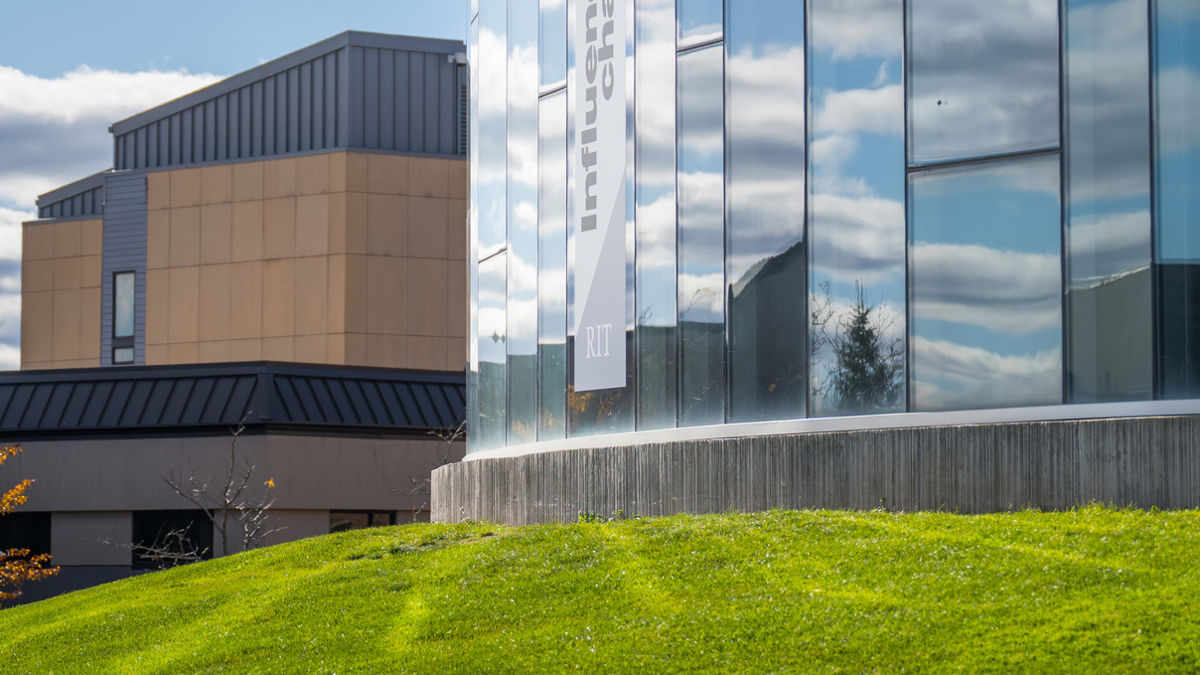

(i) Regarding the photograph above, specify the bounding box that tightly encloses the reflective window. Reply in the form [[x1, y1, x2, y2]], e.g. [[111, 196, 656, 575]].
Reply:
[[478, 0, 508, 253], [539, 0, 566, 88], [808, 0, 906, 416], [907, 0, 1060, 164], [467, 15, 480, 454], [508, 0, 539, 444], [113, 271, 135, 365], [678, 0, 722, 46], [1065, 0, 1153, 402], [1155, 0, 1200, 398], [726, 0, 806, 421], [538, 91, 567, 438], [909, 155, 1063, 410], [478, 253, 508, 450], [677, 43, 725, 426], [635, 0, 678, 429]]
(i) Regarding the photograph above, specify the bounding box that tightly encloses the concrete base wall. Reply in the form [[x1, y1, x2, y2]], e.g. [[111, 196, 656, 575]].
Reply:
[[431, 415, 1200, 524]]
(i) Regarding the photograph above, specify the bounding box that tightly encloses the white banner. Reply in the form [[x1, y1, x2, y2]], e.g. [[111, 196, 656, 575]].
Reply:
[[572, 0, 627, 392]]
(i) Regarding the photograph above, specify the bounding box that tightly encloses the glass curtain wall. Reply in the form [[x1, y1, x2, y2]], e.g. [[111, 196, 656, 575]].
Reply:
[[906, 0, 1063, 411], [1155, 0, 1200, 398], [677, 41, 725, 426], [808, 0, 906, 416], [1064, 0, 1153, 402], [466, 8, 480, 453], [537, 0, 567, 439], [725, 1, 807, 422], [475, 1, 508, 450], [634, 0, 678, 429]]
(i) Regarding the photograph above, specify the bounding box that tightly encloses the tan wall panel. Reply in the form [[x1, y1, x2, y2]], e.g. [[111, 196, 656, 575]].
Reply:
[[80, 220, 103, 256], [200, 164, 232, 205], [408, 156, 449, 198], [146, 171, 170, 210], [231, 201, 264, 261], [327, 192, 347, 254], [229, 338, 263, 361], [232, 161, 264, 202], [294, 334, 326, 363], [146, 209, 169, 269], [229, 261, 263, 339], [262, 258, 295, 338], [198, 263, 233, 342], [407, 196, 448, 259], [200, 203, 233, 264], [23, 224, 54, 261], [447, 258, 467, 338], [367, 153, 407, 194], [326, 333, 346, 364], [366, 256, 405, 335], [295, 194, 329, 257], [345, 333, 367, 364], [344, 192, 367, 254], [262, 335, 294, 360], [145, 344, 167, 364], [448, 197, 467, 260], [447, 336, 467, 371], [366, 194, 405, 256], [345, 152, 369, 193], [52, 220, 81, 258], [168, 207, 200, 267], [448, 158, 467, 201], [327, 255, 347, 333], [51, 288, 82, 361], [21, 290, 53, 364], [80, 254, 102, 288], [263, 197, 296, 259], [296, 154, 329, 195], [366, 334, 406, 368], [53, 256, 81, 290], [344, 254, 368, 334], [264, 157, 296, 199], [79, 287, 101, 360], [293, 256, 328, 336], [22, 259, 53, 293], [408, 336, 447, 371], [169, 168, 201, 208], [145, 268, 168, 345], [197, 339, 231, 363], [167, 341, 199, 362], [406, 258, 447, 337], [167, 266, 199, 343], [328, 153, 348, 192]]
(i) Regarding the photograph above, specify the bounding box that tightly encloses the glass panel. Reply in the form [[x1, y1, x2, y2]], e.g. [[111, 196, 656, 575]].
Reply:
[[677, 43, 725, 426], [467, 16, 480, 454], [1155, 0, 1200, 398], [114, 272, 135, 338], [478, 0, 508, 252], [808, 0, 906, 416], [909, 155, 1063, 410], [540, 0, 566, 87], [477, 253, 507, 450], [539, 91, 568, 439], [1065, 0, 1153, 402], [725, 0, 805, 421], [113, 347, 134, 365], [678, 0, 722, 46], [635, 0, 678, 429], [508, 0, 539, 444], [907, 0, 1060, 164]]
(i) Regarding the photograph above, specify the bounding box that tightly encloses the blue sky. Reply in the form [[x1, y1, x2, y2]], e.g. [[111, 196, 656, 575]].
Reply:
[[0, 1, 467, 368]]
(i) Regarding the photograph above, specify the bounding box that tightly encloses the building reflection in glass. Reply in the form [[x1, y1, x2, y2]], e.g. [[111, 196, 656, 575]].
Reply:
[[538, 91, 567, 440], [908, 0, 1059, 164], [635, 0, 678, 429], [677, 42, 725, 426], [808, 0, 906, 416], [1155, 0, 1200, 398], [724, 1, 807, 422], [1064, 0, 1153, 402], [909, 155, 1063, 410], [477, 253, 508, 449]]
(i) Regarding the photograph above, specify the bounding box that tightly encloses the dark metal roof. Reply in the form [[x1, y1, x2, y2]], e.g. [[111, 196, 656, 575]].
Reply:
[[0, 362, 464, 438], [34, 170, 109, 220]]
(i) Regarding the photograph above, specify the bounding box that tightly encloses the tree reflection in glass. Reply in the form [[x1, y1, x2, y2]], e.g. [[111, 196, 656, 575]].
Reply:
[[808, 0, 906, 416], [909, 156, 1063, 410]]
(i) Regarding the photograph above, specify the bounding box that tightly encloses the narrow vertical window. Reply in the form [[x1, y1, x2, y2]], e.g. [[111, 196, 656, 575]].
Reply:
[[113, 271, 135, 365]]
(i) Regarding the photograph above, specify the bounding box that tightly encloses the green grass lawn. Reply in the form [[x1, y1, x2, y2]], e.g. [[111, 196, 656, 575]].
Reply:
[[2, 507, 1198, 673]]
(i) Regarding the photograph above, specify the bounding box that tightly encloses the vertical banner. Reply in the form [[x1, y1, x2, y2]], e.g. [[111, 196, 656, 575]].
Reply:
[[573, 0, 628, 391]]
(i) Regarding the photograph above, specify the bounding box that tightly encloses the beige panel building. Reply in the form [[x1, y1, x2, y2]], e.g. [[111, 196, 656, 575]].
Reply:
[[2, 32, 469, 604]]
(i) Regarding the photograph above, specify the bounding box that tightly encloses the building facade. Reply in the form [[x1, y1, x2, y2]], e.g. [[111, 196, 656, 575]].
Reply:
[[435, 0, 1200, 521], [3, 32, 470, 600]]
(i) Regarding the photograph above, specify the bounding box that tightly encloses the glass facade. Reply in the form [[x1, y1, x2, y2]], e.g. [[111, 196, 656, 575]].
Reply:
[[467, 0, 1200, 453]]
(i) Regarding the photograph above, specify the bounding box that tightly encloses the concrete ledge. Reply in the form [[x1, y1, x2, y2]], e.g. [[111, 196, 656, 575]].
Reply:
[[431, 415, 1200, 524]]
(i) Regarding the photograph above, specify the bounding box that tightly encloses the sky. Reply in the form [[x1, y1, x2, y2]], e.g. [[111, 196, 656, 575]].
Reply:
[[0, 0, 467, 369]]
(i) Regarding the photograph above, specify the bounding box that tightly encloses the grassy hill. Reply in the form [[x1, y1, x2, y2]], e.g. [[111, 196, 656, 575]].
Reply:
[[3, 507, 1199, 672]]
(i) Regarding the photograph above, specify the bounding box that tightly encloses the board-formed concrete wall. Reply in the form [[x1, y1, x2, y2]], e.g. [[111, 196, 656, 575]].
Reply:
[[431, 415, 1200, 524]]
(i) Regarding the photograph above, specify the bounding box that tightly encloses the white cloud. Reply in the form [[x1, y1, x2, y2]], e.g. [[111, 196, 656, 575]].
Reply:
[[814, 84, 903, 138], [1066, 209, 1152, 285], [0, 344, 18, 371], [911, 242, 1061, 334], [809, 0, 903, 61], [0, 207, 32, 261], [912, 337, 1061, 410], [810, 192, 906, 285]]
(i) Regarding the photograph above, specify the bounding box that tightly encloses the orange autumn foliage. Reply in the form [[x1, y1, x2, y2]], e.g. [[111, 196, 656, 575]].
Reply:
[[0, 445, 58, 606]]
